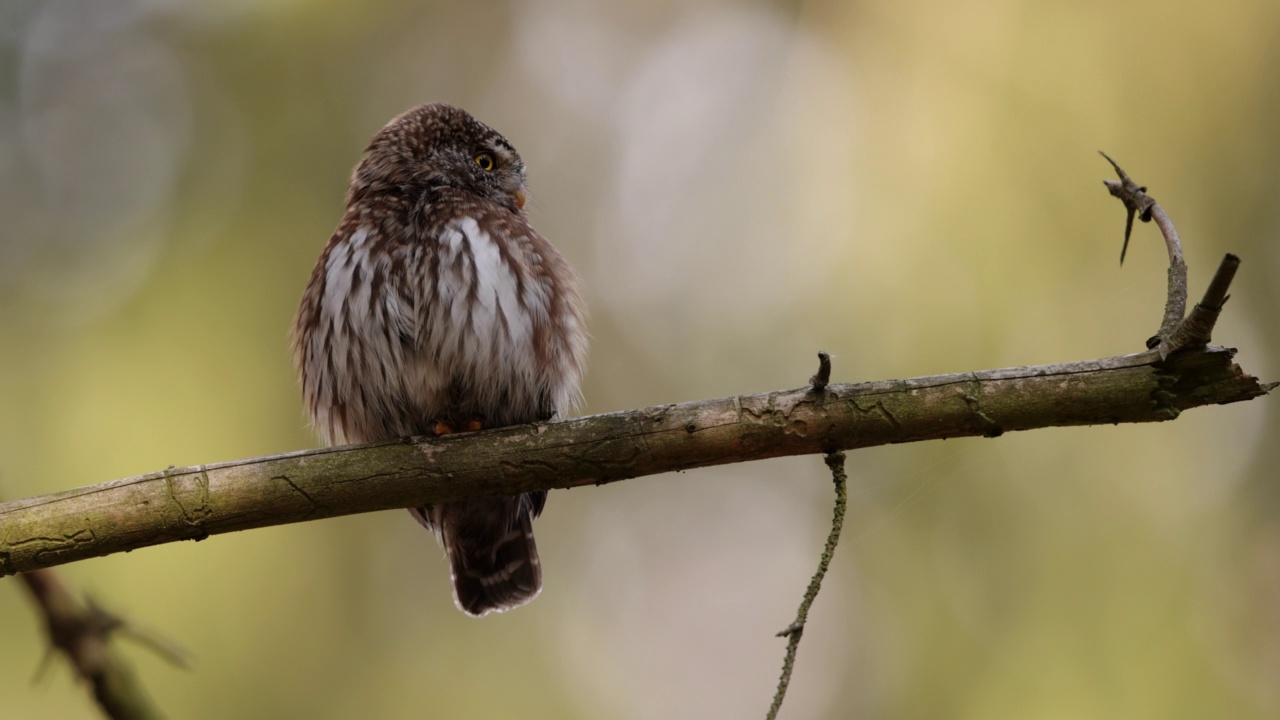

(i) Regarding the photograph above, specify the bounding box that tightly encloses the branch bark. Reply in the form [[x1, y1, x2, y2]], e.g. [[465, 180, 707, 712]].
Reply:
[[0, 345, 1270, 577]]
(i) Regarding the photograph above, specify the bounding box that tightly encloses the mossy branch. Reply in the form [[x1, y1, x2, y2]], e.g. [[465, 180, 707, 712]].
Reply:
[[0, 345, 1269, 577]]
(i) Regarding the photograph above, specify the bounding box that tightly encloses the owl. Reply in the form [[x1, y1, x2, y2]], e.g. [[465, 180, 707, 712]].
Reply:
[[291, 103, 588, 616]]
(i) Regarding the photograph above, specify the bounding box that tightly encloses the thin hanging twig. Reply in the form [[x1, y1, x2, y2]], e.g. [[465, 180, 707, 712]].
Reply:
[[766, 450, 849, 720]]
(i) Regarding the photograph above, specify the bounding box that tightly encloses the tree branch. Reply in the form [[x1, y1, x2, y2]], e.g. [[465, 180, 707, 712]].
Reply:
[[0, 346, 1270, 577]]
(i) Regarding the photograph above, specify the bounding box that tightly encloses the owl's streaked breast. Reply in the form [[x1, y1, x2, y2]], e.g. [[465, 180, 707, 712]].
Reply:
[[296, 192, 585, 446]]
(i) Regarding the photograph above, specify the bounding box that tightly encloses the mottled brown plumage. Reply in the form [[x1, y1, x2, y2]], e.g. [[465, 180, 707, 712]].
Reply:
[[292, 103, 587, 616]]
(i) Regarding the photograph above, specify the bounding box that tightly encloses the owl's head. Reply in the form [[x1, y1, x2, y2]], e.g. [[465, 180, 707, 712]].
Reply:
[[351, 103, 528, 214]]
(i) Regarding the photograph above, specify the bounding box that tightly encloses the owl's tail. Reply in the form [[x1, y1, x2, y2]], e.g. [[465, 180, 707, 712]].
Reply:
[[412, 495, 543, 617]]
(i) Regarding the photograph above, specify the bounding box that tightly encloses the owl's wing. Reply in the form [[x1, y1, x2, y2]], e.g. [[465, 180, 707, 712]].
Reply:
[[293, 216, 429, 444]]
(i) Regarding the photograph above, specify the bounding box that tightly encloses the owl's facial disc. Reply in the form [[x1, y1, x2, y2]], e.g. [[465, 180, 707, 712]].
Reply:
[[353, 103, 530, 214]]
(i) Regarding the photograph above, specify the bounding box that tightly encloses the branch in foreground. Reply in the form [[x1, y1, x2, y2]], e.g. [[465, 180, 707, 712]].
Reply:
[[0, 346, 1270, 577], [20, 569, 166, 720]]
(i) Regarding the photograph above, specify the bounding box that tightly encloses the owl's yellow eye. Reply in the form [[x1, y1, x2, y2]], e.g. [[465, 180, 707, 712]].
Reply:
[[474, 152, 496, 171]]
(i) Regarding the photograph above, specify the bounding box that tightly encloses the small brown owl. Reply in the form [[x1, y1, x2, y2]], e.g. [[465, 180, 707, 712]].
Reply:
[[291, 103, 587, 616]]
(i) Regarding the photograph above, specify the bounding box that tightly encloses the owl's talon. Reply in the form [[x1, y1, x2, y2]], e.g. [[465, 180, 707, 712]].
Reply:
[[432, 419, 483, 435]]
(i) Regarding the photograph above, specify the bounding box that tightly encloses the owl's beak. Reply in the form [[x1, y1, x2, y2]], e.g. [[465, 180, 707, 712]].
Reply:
[[513, 189, 527, 209]]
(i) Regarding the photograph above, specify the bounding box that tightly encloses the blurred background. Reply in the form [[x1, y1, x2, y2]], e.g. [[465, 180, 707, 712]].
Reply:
[[1, 0, 1278, 718]]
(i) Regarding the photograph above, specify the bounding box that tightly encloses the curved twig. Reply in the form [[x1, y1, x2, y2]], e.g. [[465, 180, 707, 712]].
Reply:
[[1100, 152, 1189, 352]]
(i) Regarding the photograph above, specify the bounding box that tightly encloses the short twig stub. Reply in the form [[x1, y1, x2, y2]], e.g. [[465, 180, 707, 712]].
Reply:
[[1163, 253, 1242, 355], [810, 351, 832, 393]]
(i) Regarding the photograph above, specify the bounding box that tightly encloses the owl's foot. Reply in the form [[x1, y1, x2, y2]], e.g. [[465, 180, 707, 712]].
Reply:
[[432, 418, 485, 435]]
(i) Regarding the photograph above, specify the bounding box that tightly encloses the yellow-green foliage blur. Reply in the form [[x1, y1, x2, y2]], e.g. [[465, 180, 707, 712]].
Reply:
[[1, 1, 1278, 718]]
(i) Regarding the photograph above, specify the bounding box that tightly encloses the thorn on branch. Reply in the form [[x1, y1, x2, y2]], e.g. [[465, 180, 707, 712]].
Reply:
[[810, 352, 831, 393], [775, 621, 804, 639], [1099, 151, 1155, 266], [766, 450, 848, 720]]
